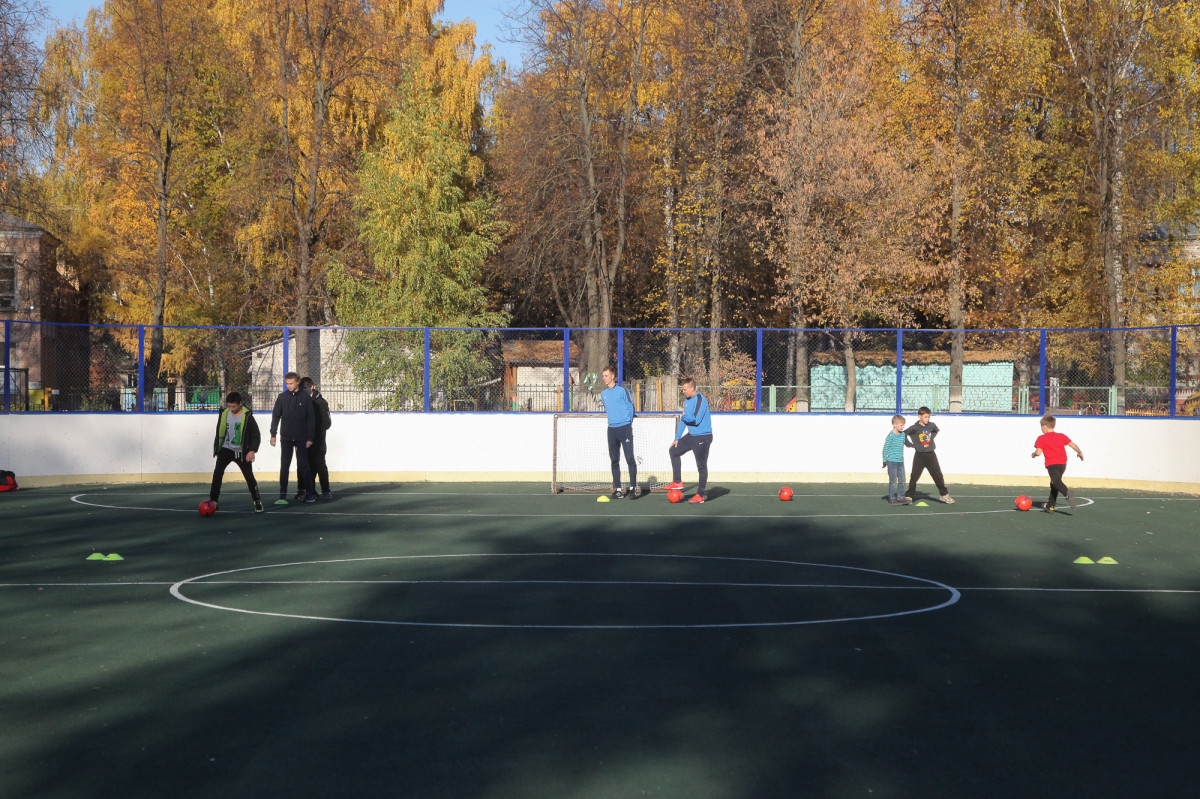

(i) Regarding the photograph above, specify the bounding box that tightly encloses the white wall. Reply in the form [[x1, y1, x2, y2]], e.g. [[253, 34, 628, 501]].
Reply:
[[2, 412, 1198, 493]]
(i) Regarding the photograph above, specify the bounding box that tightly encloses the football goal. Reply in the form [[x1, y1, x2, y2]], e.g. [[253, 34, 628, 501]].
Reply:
[[552, 413, 681, 493]]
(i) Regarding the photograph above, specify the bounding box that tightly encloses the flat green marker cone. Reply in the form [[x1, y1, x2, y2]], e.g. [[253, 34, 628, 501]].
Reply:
[[915, 501, 929, 507], [1097, 556, 1118, 565], [1074, 556, 1096, 564], [274, 499, 289, 505], [104, 554, 124, 561], [87, 553, 106, 560]]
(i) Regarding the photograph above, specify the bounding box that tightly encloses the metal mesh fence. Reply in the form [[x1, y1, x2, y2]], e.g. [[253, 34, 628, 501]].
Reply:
[[3, 322, 1199, 416], [1176, 325, 1200, 417], [622, 329, 759, 413]]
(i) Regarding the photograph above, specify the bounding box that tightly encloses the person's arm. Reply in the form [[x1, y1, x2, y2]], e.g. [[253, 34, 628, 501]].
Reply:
[[270, 394, 283, 445], [673, 395, 693, 443], [1069, 441, 1083, 460], [903, 424, 916, 448], [304, 395, 316, 447], [244, 414, 261, 462]]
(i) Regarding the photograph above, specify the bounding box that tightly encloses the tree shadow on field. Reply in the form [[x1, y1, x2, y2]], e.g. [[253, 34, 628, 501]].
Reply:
[[4, 485, 1200, 798]]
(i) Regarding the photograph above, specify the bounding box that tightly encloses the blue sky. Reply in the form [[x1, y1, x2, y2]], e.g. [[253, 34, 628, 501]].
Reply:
[[40, 0, 526, 66]]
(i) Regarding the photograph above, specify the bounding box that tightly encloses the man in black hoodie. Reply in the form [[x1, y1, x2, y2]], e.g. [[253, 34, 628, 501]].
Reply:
[[269, 371, 316, 504]]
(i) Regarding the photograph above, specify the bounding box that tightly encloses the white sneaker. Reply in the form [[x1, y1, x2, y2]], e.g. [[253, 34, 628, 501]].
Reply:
[[941, 495, 955, 504]]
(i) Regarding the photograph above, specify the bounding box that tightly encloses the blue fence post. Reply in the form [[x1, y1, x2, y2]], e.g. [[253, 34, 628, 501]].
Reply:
[[895, 329, 903, 414], [563, 329, 571, 413], [617, 328, 624, 384], [281, 326, 290, 388], [1038, 329, 1048, 415], [1166, 323, 1176, 417], [2, 319, 10, 413], [137, 326, 146, 412], [423, 328, 432, 412], [755, 329, 763, 413]]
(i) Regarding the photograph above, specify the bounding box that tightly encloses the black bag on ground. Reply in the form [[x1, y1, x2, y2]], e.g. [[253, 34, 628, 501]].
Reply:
[[0, 470, 17, 492]]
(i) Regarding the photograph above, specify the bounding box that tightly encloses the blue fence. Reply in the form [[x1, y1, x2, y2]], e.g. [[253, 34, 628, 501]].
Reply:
[[2, 319, 1199, 417]]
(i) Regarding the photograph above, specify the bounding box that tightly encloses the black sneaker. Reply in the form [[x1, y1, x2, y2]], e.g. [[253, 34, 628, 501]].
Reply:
[[1043, 505, 1056, 513], [321, 492, 333, 501], [254, 500, 264, 513], [611, 487, 625, 499], [304, 493, 317, 504], [294, 491, 305, 502], [626, 485, 640, 499]]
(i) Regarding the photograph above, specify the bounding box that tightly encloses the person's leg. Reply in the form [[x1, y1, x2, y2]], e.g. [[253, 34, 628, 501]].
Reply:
[[907, 453, 929, 497], [311, 445, 330, 494], [295, 445, 313, 499], [235, 457, 261, 502], [691, 434, 713, 495], [670, 437, 698, 484], [210, 448, 235, 502], [279, 440, 296, 497], [887, 462, 904, 501], [1046, 464, 1067, 508], [927, 454, 951, 499], [607, 427, 623, 488], [619, 425, 637, 490]]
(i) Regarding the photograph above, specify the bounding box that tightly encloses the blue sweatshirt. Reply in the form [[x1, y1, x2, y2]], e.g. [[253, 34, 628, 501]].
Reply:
[[600, 384, 635, 427], [675, 392, 712, 439]]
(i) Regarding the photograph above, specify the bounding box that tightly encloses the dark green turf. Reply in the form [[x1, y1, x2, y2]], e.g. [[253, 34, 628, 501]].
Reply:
[[2, 482, 1197, 798]]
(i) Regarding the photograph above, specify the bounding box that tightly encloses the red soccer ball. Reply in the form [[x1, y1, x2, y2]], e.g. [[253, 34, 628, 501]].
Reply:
[[667, 488, 684, 503], [1015, 495, 1032, 511], [198, 500, 217, 517], [779, 486, 794, 501]]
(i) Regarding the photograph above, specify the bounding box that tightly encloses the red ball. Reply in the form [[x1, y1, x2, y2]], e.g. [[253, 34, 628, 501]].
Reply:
[[667, 488, 684, 503], [198, 500, 217, 517], [779, 486, 793, 501], [1015, 495, 1032, 511]]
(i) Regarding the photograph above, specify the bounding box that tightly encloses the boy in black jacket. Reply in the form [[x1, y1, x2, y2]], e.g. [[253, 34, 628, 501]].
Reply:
[[904, 406, 954, 504], [299, 377, 333, 500], [270, 372, 316, 504], [209, 392, 264, 512]]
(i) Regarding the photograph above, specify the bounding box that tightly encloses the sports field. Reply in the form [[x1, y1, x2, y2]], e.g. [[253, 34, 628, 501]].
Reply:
[[2, 481, 1198, 798]]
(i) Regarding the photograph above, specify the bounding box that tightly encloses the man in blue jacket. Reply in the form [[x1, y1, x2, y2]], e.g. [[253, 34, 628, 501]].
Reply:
[[599, 365, 638, 498], [269, 372, 316, 504], [666, 377, 713, 504]]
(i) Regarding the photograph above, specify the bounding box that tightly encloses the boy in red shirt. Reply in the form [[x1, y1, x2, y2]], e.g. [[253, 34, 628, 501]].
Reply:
[[1031, 415, 1084, 512]]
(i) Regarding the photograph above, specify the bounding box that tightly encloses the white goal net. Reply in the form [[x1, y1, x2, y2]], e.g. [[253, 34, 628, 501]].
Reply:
[[552, 413, 680, 493]]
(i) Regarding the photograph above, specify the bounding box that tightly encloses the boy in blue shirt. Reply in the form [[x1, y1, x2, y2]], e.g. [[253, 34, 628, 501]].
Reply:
[[882, 414, 910, 506], [666, 377, 713, 503], [599, 366, 638, 498]]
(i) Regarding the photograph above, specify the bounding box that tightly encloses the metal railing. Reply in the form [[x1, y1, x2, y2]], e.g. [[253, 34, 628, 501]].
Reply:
[[3, 319, 1199, 417]]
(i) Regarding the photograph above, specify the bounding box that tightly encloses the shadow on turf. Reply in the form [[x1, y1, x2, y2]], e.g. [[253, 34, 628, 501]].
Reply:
[[5, 487, 1197, 798]]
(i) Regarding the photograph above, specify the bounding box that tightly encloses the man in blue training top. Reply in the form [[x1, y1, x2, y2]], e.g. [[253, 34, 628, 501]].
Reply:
[[599, 365, 638, 498], [666, 377, 713, 503]]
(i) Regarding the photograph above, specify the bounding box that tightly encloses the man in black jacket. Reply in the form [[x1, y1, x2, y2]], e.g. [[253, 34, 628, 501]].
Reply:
[[209, 392, 264, 512], [270, 372, 316, 504]]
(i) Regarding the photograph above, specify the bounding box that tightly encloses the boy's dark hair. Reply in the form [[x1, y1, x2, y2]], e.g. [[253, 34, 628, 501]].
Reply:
[[226, 392, 242, 405], [917, 406, 932, 415], [284, 371, 299, 381], [681, 377, 696, 389], [1041, 415, 1056, 428], [891, 414, 905, 425], [601, 365, 616, 376], [299, 376, 314, 390]]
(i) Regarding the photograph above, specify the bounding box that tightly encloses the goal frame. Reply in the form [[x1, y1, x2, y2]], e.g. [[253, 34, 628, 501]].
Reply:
[[551, 413, 681, 493]]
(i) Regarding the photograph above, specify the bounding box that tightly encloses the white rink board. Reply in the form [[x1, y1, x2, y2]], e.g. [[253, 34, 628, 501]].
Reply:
[[1, 412, 1198, 492]]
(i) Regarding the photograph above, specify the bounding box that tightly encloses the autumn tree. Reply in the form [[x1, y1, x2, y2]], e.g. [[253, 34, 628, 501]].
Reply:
[[39, 0, 229, 404], [329, 86, 507, 408], [0, 0, 47, 205]]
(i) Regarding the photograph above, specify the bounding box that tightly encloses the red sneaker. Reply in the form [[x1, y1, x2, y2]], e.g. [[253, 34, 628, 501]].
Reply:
[[688, 494, 705, 504], [665, 481, 684, 491]]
